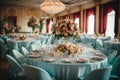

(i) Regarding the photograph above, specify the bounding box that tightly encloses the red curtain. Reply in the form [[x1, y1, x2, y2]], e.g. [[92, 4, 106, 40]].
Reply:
[[103, 6, 114, 34], [86, 8, 95, 33], [73, 12, 80, 21], [73, 11, 80, 29], [99, 1, 118, 35], [46, 19, 50, 33], [62, 15, 68, 19], [56, 17, 59, 21]]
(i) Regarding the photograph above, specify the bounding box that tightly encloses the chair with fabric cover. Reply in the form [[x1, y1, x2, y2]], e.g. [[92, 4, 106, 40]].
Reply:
[[108, 50, 117, 64], [0, 37, 8, 59], [21, 47, 29, 57], [79, 66, 112, 80], [23, 65, 56, 80], [103, 36, 111, 41], [96, 39, 104, 48], [46, 35, 52, 45], [80, 36, 90, 44], [109, 55, 120, 80], [30, 44, 41, 51], [12, 49, 27, 65], [6, 54, 25, 80], [40, 37, 47, 45], [110, 55, 120, 80]]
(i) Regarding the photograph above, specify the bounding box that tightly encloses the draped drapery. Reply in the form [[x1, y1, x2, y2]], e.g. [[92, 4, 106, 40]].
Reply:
[[85, 8, 95, 33], [73, 12, 80, 21], [103, 6, 114, 34], [99, 1, 118, 36], [73, 12, 80, 29], [46, 19, 50, 33]]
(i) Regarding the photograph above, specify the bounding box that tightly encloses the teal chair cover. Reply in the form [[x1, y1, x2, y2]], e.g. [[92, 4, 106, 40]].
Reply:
[[6, 54, 25, 80], [111, 55, 120, 75], [108, 50, 117, 64], [21, 47, 29, 57], [46, 36, 52, 45], [80, 66, 112, 80], [109, 55, 120, 80], [96, 39, 104, 48], [12, 49, 27, 65], [23, 65, 56, 80], [30, 44, 40, 51], [0, 37, 8, 59]]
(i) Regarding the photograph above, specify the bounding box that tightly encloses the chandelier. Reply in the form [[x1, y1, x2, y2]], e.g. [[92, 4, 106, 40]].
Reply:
[[40, 0, 65, 14]]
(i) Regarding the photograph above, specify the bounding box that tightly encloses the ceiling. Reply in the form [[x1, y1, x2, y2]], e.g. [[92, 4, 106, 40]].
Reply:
[[0, 0, 93, 9]]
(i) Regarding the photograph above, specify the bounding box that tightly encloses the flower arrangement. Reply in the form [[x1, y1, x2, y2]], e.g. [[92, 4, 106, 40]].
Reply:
[[27, 16, 43, 32], [0, 16, 21, 34], [52, 19, 78, 38], [55, 44, 67, 53], [55, 43, 82, 55]]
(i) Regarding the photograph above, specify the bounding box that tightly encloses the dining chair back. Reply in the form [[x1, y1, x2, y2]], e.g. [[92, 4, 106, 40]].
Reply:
[[84, 66, 112, 80], [96, 39, 104, 48], [30, 44, 40, 51], [109, 55, 120, 80], [108, 50, 117, 64], [111, 55, 120, 76], [12, 49, 26, 65], [21, 47, 29, 57], [23, 65, 54, 80], [6, 54, 25, 77]]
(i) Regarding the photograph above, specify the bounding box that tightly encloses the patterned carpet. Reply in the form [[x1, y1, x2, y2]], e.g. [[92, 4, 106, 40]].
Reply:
[[0, 59, 9, 80]]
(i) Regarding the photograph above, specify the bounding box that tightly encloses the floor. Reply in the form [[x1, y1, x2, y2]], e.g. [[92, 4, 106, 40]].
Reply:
[[0, 58, 9, 80]]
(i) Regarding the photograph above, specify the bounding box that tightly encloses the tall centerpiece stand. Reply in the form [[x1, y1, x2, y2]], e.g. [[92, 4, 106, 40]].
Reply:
[[51, 18, 81, 57]]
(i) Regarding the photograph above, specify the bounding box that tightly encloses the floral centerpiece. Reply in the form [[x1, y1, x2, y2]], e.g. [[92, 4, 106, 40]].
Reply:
[[27, 16, 43, 33], [52, 19, 79, 39], [0, 16, 20, 34], [55, 43, 82, 56]]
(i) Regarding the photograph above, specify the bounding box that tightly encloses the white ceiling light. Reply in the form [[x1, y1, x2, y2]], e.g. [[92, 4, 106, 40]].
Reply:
[[40, 0, 65, 14]]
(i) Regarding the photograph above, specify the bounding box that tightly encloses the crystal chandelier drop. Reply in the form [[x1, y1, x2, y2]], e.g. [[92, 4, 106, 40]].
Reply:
[[40, 0, 65, 14]]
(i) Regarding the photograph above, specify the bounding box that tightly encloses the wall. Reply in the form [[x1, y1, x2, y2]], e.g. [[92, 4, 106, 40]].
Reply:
[[0, 5, 48, 32]]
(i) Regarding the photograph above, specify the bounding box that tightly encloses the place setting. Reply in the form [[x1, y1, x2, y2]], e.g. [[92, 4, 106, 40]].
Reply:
[[61, 58, 73, 63], [28, 53, 41, 58], [76, 58, 89, 63], [42, 57, 56, 63], [91, 56, 105, 61]]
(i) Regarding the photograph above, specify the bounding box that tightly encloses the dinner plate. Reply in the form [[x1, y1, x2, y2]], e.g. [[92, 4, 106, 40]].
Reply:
[[43, 58, 56, 62], [28, 53, 41, 58], [32, 50, 40, 52], [91, 56, 104, 60], [62, 58, 72, 63], [76, 58, 88, 63], [94, 53, 104, 57]]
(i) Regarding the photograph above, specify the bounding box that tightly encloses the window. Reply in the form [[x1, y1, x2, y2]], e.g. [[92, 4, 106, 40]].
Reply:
[[105, 10, 115, 38], [87, 14, 95, 35], [42, 19, 46, 33], [75, 18, 79, 29], [49, 20, 53, 34]]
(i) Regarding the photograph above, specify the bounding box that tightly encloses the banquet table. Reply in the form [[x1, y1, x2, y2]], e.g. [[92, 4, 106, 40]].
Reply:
[[28, 45, 108, 80], [104, 40, 120, 55], [7, 38, 40, 55]]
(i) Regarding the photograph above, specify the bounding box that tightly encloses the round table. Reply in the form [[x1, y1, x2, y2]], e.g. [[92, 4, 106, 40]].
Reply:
[[28, 45, 108, 80]]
